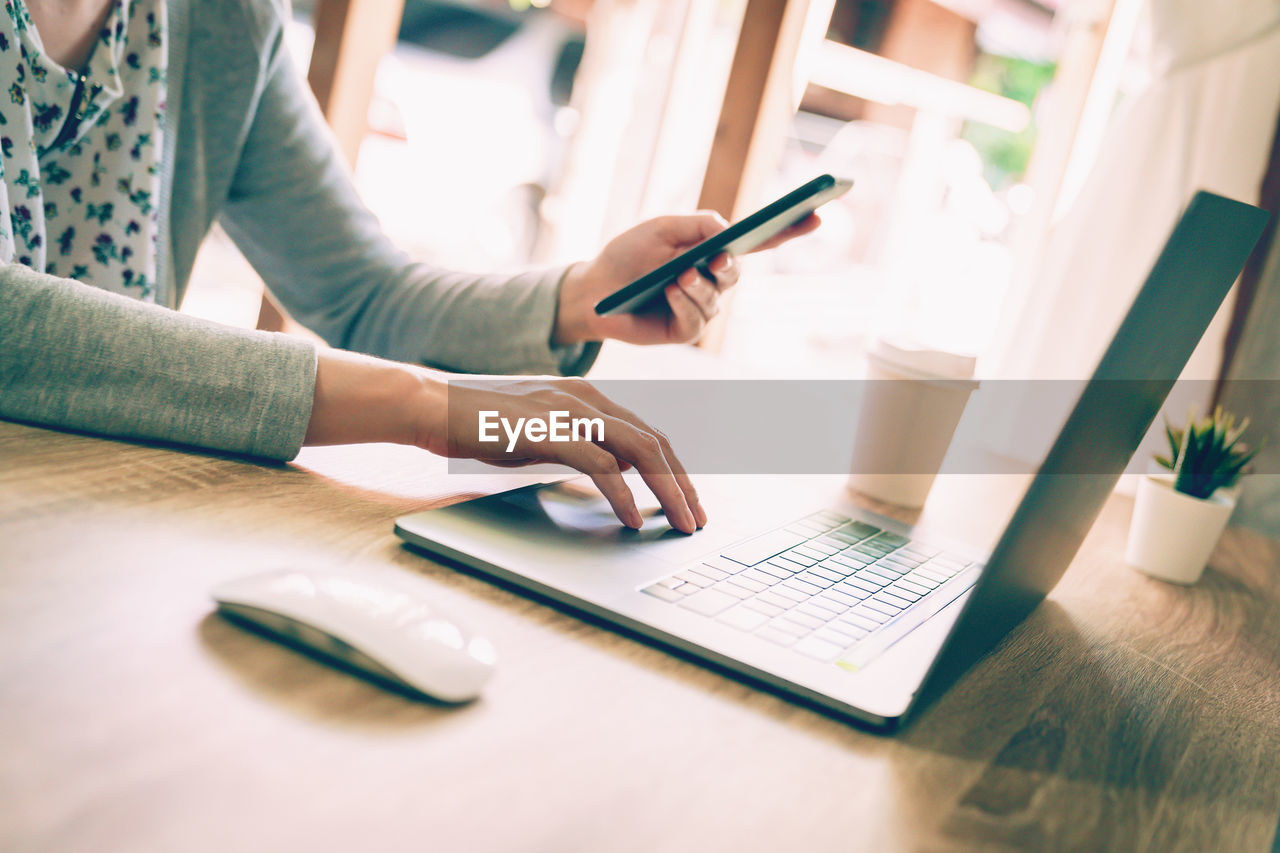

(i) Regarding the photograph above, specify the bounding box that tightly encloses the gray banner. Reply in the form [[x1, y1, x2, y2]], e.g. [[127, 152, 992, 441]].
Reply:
[[445, 379, 1275, 476]]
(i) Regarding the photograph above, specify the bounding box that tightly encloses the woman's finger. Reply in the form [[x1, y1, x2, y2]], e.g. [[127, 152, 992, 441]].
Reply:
[[569, 386, 706, 528], [673, 272, 719, 322], [596, 415, 697, 533], [704, 252, 739, 292], [550, 439, 642, 529], [664, 283, 706, 341]]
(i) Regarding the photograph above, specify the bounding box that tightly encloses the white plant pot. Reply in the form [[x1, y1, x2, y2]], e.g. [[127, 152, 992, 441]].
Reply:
[[1125, 474, 1237, 585]]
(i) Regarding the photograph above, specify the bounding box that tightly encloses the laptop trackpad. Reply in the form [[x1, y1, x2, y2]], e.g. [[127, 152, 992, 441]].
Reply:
[[396, 477, 763, 589]]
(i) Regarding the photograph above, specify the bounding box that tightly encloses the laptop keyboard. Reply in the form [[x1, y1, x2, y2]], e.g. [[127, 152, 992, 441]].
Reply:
[[640, 511, 976, 669]]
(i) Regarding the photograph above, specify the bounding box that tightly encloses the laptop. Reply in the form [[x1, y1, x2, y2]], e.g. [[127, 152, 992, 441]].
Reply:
[[394, 191, 1269, 729]]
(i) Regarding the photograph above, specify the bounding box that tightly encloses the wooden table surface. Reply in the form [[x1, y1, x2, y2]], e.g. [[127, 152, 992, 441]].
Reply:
[[3, 417, 1280, 853]]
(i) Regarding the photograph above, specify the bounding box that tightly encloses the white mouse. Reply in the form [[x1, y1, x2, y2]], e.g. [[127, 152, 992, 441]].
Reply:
[[211, 569, 497, 703]]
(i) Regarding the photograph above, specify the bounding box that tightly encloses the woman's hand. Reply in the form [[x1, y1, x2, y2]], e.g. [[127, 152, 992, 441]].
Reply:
[[304, 350, 704, 533], [431, 376, 704, 533], [553, 211, 821, 347]]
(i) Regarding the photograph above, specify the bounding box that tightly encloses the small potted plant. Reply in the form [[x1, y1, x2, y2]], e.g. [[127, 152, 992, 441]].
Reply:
[[1125, 406, 1260, 584]]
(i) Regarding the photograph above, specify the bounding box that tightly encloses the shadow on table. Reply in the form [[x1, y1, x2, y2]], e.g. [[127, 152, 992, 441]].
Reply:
[[894, 600, 1280, 849], [197, 611, 468, 732]]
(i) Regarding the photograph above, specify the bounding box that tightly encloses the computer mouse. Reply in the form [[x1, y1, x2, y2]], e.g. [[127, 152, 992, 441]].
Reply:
[[211, 568, 497, 703]]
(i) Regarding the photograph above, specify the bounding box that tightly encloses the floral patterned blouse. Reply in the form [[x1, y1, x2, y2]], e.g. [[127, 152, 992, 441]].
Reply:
[[0, 0, 166, 301]]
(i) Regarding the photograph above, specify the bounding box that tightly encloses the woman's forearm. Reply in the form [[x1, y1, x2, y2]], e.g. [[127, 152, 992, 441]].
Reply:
[[303, 349, 441, 448], [1, 266, 315, 460], [303, 348, 704, 532]]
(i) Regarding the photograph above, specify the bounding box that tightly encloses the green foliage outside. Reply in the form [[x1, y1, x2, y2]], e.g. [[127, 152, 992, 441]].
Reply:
[[961, 53, 1057, 190]]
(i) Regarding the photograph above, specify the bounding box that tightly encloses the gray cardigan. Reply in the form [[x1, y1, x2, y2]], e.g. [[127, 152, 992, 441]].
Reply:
[[0, 0, 598, 460]]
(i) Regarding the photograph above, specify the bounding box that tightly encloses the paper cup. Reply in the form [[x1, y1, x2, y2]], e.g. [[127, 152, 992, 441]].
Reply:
[[847, 338, 978, 509]]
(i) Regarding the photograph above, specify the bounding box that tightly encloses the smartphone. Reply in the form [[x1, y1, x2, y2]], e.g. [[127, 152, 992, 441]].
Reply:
[[593, 174, 853, 316]]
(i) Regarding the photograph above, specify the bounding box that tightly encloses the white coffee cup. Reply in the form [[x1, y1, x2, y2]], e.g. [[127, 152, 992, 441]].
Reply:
[[847, 337, 978, 509]]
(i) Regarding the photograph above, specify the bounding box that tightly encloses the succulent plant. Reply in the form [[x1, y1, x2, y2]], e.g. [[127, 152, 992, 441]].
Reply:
[[1155, 406, 1260, 500]]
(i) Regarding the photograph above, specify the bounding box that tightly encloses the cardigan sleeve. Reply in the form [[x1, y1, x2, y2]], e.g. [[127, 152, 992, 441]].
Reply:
[[0, 262, 317, 460], [216, 23, 600, 377]]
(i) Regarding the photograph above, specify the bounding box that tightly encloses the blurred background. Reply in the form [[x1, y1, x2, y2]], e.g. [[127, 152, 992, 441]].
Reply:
[[182, 0, 1279, 388]]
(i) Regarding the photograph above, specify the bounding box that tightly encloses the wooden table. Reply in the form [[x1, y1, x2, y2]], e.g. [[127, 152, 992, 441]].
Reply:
[[3, 417, 1279, 852]]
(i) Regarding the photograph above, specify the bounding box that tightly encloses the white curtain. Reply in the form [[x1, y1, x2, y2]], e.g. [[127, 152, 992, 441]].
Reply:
[[997, 0, 1280, 383]]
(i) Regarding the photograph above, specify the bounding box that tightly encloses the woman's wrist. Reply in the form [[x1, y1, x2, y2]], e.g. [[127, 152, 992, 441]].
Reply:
[[304, 349, 439, 448], [553, 262, 602, 347]]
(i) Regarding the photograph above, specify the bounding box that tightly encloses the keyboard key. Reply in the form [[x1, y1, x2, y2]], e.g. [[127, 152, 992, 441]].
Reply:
[[782, 577, 825, 597], [780, 550, 819, 568], [833, 520, 880, 540], [879, 555, 918, 571], [655, 576, 684, 589], [688, 564, 730, 582], [863, 599, 902, 617], [813, 510, 852, 526], [769, 617, 815, 636], [740, 567, 781, 587], [715, 581, 756, 600], [755, 590, 798, 610], [793, 635, 844, 662], [790, 520, 830, 535], [886, 584, 923, 602], [678, 588, 737, 615], [701, 556, 749, 575], [728, 574, 768, 593], [807, 566, 845, 584], [797, 601, 840, 621], [836, 580, 874, 599], [794, 571, 834, 589], [642, 583, 685, 602], [912, 542, 943, 557], [743, 597, 786, 617], [820, 588, 863, 608], [854, 569, 893, 587], [756, 626, 799, 646], [675, 571, 712, 588], [819, 623, 868, 643], [767, 556, 807, 574], [815, 535, 848, 551], [869, 563, 906, 579], [877, 591, 913, 609], [804, 540, 841, 557], [816, 559, 854, 576], [718, 606, 770, 632], [781, 610, 825, 630], [933, 555, 968, 572], [873, 532, 910, 548], [838, 613, 881, 633], [915, 567, 949, 584], [672, 583, 702, 595], [755, 562, 794, 581], [858, 568, 897, 586], [831, 554, 870, 571], [770, 584, 810, 603], [896, 579, 932, 597], [922, 559, 960, 576], [850, 605, 891, 624], [811, 595, 851, 616], [904, 571, 940, 589], [722, 529, 808, 566], [853, 542, 892, 558], [846, 576, 882, 594], [792, 545, 828, 561]]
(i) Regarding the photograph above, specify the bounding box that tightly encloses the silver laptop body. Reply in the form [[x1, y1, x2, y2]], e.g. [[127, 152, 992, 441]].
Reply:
[[395, 192, 1268, 729]]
